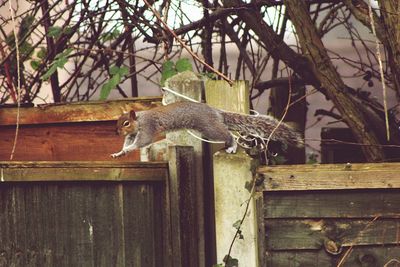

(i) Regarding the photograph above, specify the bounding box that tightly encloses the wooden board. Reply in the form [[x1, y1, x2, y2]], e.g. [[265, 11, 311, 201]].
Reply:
[[258, 163, 400, 191], [0, 97, 161, 125], [266, 219, 400, 250], [264, 190, 400, 218], [0, 121, 140, 161], [0, 161, 168, 182], [267, 247, 400, 267], [0, 181, 164, 267]]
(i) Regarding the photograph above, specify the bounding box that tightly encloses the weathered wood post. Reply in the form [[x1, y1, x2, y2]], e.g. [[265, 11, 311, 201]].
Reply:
[[206, 80, 261, 266], [158, 71, 205, 267]]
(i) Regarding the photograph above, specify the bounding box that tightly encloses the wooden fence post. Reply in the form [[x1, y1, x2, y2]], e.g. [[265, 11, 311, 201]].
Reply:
[[165, 72, 205, 267], [168, 146, 198, 267], [206, 80, 261, 266]]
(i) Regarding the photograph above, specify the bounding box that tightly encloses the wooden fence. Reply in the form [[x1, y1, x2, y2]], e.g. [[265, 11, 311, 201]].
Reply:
[[0, 147, 198, 267], [257, 163, 400, 267], [0, 94, 205, 267]]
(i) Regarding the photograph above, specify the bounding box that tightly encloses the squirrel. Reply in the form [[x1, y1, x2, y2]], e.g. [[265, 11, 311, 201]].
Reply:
[[111, 101, 303, 158]]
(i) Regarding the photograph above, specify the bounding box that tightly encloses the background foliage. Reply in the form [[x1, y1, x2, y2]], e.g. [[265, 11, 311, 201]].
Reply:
[[1, 0, 400, 161]]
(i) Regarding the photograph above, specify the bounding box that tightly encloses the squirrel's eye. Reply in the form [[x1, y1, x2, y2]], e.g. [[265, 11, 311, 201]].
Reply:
[[123, 121, 130, 127]]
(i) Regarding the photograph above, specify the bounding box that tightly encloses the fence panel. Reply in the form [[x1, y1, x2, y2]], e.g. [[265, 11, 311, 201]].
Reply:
[[0, 162, 168, 267], [258, 163, 400, 267]]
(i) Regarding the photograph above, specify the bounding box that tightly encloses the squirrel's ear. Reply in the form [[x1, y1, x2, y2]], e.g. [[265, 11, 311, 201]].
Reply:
[[129, 110, 137, 120]]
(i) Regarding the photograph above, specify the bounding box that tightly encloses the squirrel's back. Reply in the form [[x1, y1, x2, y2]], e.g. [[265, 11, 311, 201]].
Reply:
[[139, 102, 303, 147]]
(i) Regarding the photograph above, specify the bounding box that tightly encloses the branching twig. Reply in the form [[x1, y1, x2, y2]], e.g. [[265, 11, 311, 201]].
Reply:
[[142, 0, 233, 84]]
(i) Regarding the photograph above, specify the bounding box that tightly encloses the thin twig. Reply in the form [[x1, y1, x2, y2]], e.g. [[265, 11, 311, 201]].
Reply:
[[8, 0, 21, 161], [265, 67, 293, 160], [224, 175, 257, 267], [368, 0, 390, 141]]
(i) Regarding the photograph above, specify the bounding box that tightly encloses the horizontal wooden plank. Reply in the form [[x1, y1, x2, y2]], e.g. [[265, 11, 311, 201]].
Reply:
[[0, 97, 161, 125], [0, 122, 141, 161], [266, 219, 400, 250], [0, 161, 168, 168], [267, 247, 400, 267], [258, 163, 400, 191], [0, 161, 168, 182], [264, 190, 400, 218]]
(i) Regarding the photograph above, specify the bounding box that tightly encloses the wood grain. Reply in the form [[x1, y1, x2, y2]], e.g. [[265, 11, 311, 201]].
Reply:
[[0, 122, 140, 161], [0, 97, 161, 125], [0, 181, 165, 267], [264, 190, 400, 219], [258, 163, 400, 191], [0, 161, 168, 182]]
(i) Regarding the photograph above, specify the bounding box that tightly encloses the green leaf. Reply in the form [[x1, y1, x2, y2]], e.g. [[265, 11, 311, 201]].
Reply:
[[160, 69, 177, 86], [109, 65, 120, 75], [37, 47, 47, 59], [99, 74, 121, 100], [109, 65, 129, 76], [30, 60, 41, 70], [162, 60, 175, 72], [64, 26, 74, 35], [212, 264, 224, 267], [175, 58, 192, 72], [48, 26, 62, 38], [232, 220, 242, 230], [223, 255, 239, 267], [55, 48, 73, 60], [101, 28, 121, 42], [55, 57, 68, 68], [41, 64, 58, 80], [20, 41, 34, 59], [118, 66, 129, 76], [245, 181, 253, 192]]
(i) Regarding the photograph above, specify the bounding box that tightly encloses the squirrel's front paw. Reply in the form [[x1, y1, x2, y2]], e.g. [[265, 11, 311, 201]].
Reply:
[[111, 151, 125, 158]]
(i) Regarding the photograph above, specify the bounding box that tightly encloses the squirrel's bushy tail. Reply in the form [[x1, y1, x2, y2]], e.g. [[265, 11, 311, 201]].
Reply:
[[221, 111, 303, 147]]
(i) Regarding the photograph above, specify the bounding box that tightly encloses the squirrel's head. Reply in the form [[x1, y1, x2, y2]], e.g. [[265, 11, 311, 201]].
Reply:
[[116, 110, 138, 136]]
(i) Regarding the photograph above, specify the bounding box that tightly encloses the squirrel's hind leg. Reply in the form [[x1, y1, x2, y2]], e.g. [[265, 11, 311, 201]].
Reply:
[[197, 124, 237, 153]]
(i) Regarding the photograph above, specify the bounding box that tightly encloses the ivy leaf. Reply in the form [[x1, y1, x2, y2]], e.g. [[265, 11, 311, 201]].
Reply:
[[212, 264, 224, 267], [175, 58, 192, 72], [48, 26, 62, 38]]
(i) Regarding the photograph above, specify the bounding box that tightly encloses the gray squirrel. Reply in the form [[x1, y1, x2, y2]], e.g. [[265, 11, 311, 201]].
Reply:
[[111, 101, 303, 158]]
